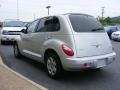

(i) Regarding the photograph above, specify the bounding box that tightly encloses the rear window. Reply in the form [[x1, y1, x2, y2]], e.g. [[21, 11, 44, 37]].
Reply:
[[69, 15, 104, 32]]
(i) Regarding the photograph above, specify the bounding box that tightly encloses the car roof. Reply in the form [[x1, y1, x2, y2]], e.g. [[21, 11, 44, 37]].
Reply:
[[36, 13, 93, 20], [64, 13, 93, 17]]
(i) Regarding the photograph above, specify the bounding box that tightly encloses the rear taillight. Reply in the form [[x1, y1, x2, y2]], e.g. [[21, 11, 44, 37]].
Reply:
[[62, 44, 74, 56]]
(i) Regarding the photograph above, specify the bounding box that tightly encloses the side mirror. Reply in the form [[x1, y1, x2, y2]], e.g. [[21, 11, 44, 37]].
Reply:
[[21, 29, 27, 34]]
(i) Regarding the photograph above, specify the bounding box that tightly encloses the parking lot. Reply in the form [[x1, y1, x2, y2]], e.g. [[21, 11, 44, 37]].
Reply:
[[0, 41, 120, 90]]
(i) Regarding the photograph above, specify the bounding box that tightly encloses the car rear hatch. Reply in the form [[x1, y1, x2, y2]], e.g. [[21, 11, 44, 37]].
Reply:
[[68, 14, 113, 57]]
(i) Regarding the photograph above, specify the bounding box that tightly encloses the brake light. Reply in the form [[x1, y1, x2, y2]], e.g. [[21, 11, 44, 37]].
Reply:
[[62, 44, 74, 56]]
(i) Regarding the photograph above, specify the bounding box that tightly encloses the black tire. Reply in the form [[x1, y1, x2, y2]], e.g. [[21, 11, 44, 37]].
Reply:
[[13, 43, 22, 58], [1, 40, 5, 45], [45, 52, 63, 79], [93, 68, 102, 71]]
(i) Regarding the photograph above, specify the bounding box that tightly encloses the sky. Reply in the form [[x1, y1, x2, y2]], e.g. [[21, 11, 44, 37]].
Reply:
[[0, 0, 120, 21]]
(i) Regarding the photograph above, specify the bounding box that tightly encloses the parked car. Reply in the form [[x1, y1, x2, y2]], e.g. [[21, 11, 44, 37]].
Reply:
[[13, 13, 116, 79], [105, 26, 120, 39], [0, 21, 25, 44], [111, 31, 120, 41]]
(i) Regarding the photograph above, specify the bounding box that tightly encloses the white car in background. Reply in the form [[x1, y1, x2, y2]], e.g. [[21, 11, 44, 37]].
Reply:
[[0, 21, 25, 44], [111, 31, 120, 41]]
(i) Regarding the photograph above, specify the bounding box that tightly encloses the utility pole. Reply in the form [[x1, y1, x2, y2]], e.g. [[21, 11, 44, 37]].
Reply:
[[17, 0, 19, 20], [46, 6, 51, 16], [101, 7, 105, 21]]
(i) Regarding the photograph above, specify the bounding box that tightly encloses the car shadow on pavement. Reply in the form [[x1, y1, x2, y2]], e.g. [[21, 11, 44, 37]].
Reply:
[[60, 69, 105, 80], [19, 56, 46, 72]]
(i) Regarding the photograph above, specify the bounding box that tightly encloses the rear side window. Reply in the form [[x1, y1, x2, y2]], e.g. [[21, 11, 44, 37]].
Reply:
[[36, 16, 60, 32], [45, 17, 60, 32], [69, 15, 104, 32]]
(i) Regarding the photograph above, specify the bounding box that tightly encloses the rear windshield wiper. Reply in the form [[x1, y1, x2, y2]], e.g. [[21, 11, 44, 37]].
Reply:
[[92, 28, 104, 32]]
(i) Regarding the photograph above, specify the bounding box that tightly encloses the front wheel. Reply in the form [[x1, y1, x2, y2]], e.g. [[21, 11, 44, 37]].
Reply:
[[45, 52, 63, 79], [13, 43, 22, 58]]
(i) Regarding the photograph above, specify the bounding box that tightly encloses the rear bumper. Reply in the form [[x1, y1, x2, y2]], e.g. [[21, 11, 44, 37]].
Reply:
[[63, 52, 116, 71]]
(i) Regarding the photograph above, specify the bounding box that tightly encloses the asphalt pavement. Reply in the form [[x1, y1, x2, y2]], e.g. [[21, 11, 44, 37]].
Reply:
[[0, 41, 120, 90]]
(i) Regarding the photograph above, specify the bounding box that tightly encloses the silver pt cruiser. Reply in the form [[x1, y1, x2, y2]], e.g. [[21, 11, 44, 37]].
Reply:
[[13, 13, 116, 79]]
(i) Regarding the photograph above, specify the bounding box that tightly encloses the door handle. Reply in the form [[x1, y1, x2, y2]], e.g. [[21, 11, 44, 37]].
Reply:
[[47, 37, 51, 39], [47, 36, 52, 39]]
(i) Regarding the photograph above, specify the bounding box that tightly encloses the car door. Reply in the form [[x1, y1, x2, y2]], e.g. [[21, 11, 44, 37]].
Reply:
[[28, 17, 52, 61], [21, 20, 39, 55], [29, 17, 56, 61]]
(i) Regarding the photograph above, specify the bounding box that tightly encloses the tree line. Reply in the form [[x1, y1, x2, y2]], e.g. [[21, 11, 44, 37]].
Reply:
[[97, 16, 120, 26]]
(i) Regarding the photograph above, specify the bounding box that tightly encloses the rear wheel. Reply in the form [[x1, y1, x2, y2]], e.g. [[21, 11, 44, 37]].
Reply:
[[45, 52, 63, 79], [13, 43, 22, 58]]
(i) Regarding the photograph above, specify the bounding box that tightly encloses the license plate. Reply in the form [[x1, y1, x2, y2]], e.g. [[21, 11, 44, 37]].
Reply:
[[97, 59, 106, 68]]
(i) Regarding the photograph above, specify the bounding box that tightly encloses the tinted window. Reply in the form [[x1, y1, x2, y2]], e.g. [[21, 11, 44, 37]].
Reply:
[[36, 18, 46, 32], [3, 21, 24, 27], [36, 17, 60, 32], [45, 17, 60, 32], [27, 20, 39, 33], [69, 15, 104, 32]]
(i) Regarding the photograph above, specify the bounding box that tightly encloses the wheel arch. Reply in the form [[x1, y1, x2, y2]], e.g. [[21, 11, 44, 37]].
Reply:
[[43, 39, 64, 60], [44, 49, 60, 62], [44, 48, 63, 69]]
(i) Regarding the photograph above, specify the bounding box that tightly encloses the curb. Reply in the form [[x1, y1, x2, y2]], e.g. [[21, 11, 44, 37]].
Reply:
[[0, 56, 48, 90]]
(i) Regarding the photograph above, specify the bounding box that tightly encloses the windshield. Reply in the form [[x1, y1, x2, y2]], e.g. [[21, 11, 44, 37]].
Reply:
[[3, 21, 24, 27], [105, 26, 120, 32], [110, 27, 118, 31], [69, 14, 104, 32]]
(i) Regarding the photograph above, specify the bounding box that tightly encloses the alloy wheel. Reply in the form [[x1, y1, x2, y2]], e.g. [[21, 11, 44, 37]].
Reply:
[[47, 57, 57, 76]]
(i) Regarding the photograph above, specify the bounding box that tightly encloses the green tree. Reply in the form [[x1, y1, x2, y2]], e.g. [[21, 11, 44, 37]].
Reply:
[[104, 17, 111, 24], [97, 16, 108, 26]]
